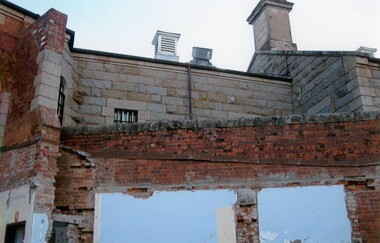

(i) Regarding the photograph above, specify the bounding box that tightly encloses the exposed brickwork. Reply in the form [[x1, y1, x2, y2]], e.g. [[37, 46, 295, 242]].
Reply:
[[62, 113, 380, 167], [1, 1, 380, 243], [3, 9, 66, 147], [0, 6, 67, 242], [346, 183, 380, 243], [56, 113, 380, 242]]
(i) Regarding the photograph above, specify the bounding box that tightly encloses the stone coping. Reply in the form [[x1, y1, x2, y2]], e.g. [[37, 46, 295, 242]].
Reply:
[[62, 111, 380, 136]]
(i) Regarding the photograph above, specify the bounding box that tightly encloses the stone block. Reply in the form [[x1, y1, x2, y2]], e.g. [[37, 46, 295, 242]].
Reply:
[[128, 75, 162, 86], [346, 78, 359, 92], [135, 84, 146, 93], [30, 96, 57, 111], [146, 103, 166, 113], [80, 105, 102, 115], [138, 111, 151, 121], [85, 62, 104, 72], [207, 93, 226, 102], [112, 82, 135, 92], [38, 60, 62, 76], [176, 90, 187, 98], [81, 79, 111, 89], [37, 49, 63, 65], [101, 90, 128, 100], [146, 86, 167, 95], [84, 97, 106, 106], [193, 100, 215, 110], [204, 109, 227, 119], [362, 96, 373, 106], [359, 87, 375, 97], [166, 105, 177, 114], [151, 95, 162, 104], [349, 97, 363, 111], [163, 79, 186, 89], [307, 96, 331, 114], [82, 115, 105, 125], [125, 92, 151, 103], [107, 98, 147, 110], [162, 97, 184, 106], [356, 67, 372, 78], [372, 70, 380, 79], [34, 71, 60, 88], [90, 88, 101, 97], [342, 56, 357, 72], [101, 107, 114, 117], [34, 84, 59, 101]]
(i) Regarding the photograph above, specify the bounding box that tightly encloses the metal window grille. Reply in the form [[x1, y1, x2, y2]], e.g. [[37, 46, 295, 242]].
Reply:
[[114, 109, 138, 124], [57, 77, 65, 124]]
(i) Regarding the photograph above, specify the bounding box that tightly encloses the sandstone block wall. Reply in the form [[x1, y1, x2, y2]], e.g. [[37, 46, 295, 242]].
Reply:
[[250, 51, 380, 114], [69, 52, 292, 125]]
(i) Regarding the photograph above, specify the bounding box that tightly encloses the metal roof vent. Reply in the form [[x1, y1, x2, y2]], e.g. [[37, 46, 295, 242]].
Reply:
[[152, 30, 181, 62], [189, 47, 214, 67], [356, 46, 377, 57]]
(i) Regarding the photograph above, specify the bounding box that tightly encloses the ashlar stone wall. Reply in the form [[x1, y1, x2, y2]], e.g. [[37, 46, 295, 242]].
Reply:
[[249, 51, 380, 115], [69, 52, 292, 125]]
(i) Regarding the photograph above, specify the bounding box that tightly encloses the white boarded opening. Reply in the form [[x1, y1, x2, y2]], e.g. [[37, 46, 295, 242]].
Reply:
[[94, 190, 237, 243], [258, 185, 351, 243]]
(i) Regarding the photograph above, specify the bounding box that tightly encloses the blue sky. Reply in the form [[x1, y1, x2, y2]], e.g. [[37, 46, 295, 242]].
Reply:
[[7, 0, 380, 71]]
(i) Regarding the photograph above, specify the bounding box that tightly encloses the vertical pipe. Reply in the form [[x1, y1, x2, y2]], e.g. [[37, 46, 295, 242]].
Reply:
[[187, 66, 193, 120]]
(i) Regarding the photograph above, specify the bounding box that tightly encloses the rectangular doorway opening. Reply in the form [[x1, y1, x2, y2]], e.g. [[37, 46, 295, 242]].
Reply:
[[5, 221, 26, 243]]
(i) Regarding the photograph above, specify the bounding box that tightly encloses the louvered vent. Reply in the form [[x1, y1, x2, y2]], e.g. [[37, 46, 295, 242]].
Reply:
[[152, 30, 181, 62], [160, 37, 176, 54]]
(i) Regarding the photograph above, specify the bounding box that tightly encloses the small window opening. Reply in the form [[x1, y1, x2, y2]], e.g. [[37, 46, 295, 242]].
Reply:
[[114, 109, 138, 124], [57, 76, 66, 124]]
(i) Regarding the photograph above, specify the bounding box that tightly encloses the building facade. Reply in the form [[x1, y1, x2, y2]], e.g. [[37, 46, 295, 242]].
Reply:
[[0, 0, 379, 242]]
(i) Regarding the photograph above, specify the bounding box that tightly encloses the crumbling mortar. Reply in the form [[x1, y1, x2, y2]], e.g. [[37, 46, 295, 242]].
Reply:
[[61, 111, 380, 136], [60, 145, 96, 166]]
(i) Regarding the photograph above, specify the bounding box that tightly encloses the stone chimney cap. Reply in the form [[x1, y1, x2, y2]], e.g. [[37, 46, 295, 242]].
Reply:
[[247, 0, 294, 24]]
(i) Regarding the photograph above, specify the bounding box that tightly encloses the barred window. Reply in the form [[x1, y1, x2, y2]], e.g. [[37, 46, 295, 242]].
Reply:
[[114, 109, 138, 124], [57, 76, 65, 124]]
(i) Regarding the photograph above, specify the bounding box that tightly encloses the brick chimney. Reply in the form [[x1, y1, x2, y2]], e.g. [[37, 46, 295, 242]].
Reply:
[[247, 0, 297, 51]]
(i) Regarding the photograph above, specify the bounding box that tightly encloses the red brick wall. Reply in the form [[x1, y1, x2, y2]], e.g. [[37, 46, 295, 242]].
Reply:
[[0, 8, 32, 89], [3, 9, 66, 147], [0, 7, 67, 240], [58, 114, 380, 242]]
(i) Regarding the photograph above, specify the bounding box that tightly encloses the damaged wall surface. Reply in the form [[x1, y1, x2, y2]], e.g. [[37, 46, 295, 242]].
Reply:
[[56, 112, 380, 242], [1, 0, 380, 242]]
